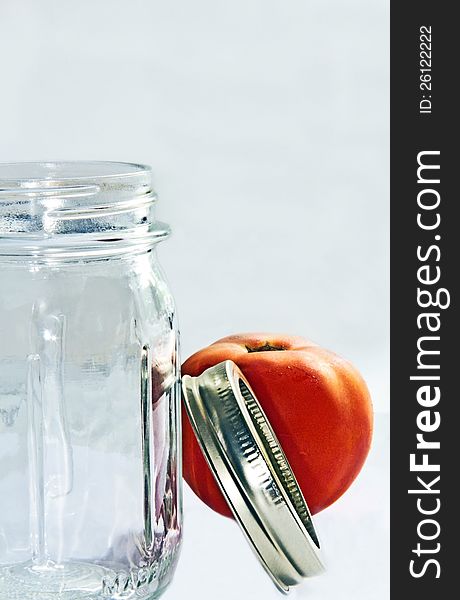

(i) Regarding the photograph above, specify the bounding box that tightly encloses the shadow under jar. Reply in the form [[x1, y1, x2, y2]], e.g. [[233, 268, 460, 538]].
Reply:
[[0, 162, 182, 600]]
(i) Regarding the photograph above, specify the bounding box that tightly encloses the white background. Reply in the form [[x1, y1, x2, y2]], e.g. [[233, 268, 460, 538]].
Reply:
[[0, 1, 389, 598]]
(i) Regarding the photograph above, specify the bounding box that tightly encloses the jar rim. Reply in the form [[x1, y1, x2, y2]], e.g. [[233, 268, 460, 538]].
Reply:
[[0, 161, 151, 185], [0, 161, 169, 259]]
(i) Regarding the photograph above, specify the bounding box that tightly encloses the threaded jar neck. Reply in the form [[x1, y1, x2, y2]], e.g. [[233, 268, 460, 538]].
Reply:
[[0, 161, 169, 259]]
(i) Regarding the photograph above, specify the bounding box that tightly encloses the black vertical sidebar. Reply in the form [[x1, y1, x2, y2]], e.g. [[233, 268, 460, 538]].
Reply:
[[391, 3, 457, 598]]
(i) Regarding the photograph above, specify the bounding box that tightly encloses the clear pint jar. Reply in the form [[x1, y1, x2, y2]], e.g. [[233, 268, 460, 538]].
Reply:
[[0, 162, 182, 599]]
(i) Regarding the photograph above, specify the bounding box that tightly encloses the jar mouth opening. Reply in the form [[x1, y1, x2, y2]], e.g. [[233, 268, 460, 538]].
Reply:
[[0, 161, 152, 185], [0, 161, 168, 258]]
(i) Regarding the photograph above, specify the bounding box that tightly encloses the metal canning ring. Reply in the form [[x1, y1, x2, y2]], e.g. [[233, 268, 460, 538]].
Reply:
[[182, 360, 325, 593]]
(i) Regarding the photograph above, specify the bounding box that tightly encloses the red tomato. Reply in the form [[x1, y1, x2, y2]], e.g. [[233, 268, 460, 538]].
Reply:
[[181, 333, 373, 518]]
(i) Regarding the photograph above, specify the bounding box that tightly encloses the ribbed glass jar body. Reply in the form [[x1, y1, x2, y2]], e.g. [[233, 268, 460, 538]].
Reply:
[[0, 163, 182, 600]]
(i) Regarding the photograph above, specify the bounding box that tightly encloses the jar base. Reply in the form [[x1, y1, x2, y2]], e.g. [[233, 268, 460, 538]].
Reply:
[[0, 547, 180, 600]]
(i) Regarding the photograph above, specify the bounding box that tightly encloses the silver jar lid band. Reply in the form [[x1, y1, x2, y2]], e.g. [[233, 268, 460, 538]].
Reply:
[[182, 360, 325, 593]]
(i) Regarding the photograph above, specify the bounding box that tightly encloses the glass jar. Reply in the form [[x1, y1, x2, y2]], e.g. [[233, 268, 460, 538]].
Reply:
[[0, 162, 182, 600]]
